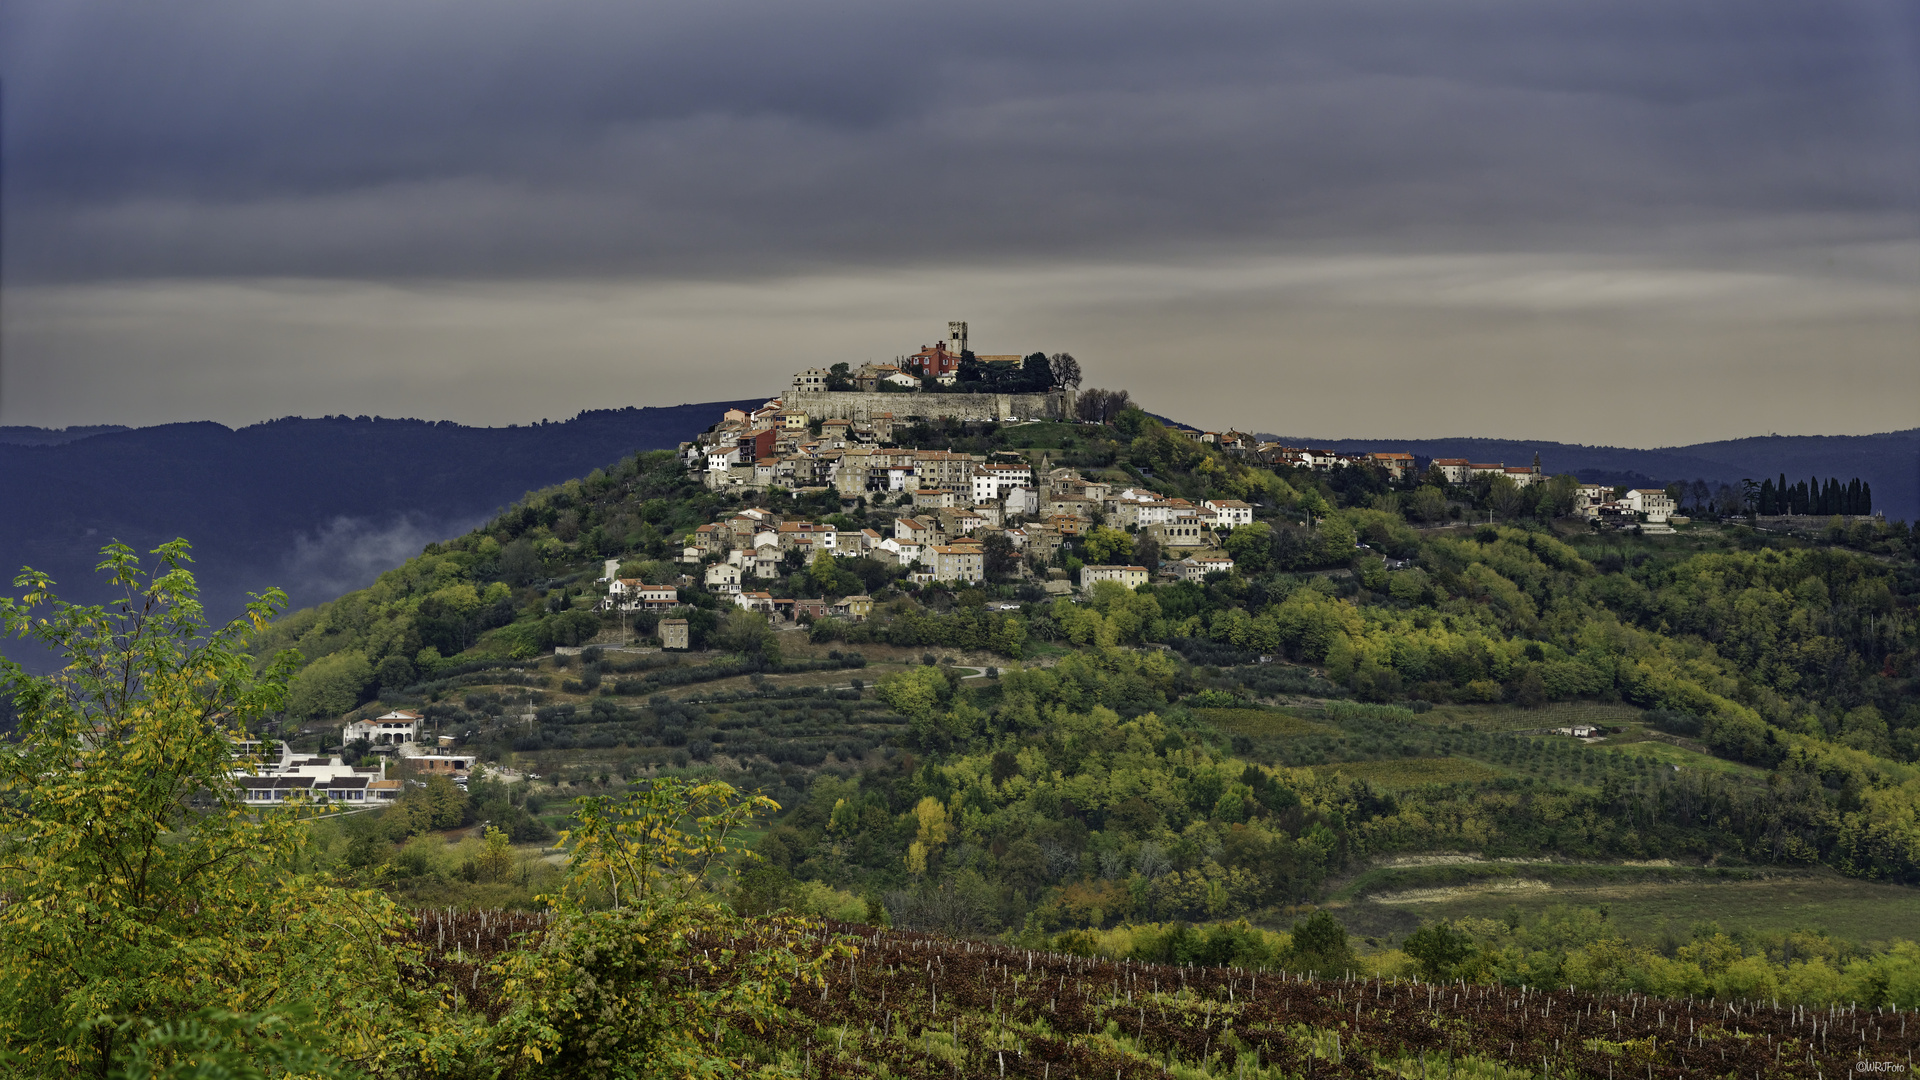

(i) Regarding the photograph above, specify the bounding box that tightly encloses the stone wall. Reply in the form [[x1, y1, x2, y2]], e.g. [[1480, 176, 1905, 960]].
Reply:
[[784, 389, 1075, 423]]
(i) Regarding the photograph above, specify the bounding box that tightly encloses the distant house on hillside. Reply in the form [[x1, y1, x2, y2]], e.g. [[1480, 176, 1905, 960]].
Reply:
[[705, 563, 742, 595], [931, 545, 985, 584], [1367, 452, 1415, 481], [902, 342, 962, 382], [1079, 565, 1149, 591], [1203, 499, 1254, 528], [1621, 488, 1675, 523], [342, 710, 421, 749]]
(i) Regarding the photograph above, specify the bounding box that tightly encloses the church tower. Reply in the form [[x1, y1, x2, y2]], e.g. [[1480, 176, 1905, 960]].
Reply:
[[947, 321, 968, 356]]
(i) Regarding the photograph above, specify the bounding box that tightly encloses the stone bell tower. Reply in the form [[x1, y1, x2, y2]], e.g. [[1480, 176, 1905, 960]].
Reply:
[[947, 321, 968, 356]]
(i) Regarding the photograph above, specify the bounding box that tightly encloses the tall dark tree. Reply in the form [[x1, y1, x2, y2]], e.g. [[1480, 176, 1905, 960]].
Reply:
[[1020, 352, 1052, 392], [1132, 533, 1162, 574], [1048, 352, 1082, 390]]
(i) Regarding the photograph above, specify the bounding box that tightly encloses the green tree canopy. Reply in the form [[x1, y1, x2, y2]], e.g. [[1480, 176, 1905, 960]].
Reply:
[[0, 542, 436, 1076]]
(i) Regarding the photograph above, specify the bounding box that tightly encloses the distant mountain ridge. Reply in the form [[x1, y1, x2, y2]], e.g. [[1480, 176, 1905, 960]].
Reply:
[[1258, 430, 1919, 523], [0, 404, 757, 652], [0, 424, 134, 447]]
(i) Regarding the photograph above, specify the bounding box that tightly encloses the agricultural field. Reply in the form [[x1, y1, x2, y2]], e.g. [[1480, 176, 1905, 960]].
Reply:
[[412, 912, 1920, 1079], [1310, 756, 1507, 789], [1415, 701, 1645, 733], [1193, 707, 1339, 738], [1338, 867, 1920, 948]]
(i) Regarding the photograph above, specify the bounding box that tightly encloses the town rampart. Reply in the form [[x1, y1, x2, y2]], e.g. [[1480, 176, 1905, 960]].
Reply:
[[785, 389, 1075, 423]]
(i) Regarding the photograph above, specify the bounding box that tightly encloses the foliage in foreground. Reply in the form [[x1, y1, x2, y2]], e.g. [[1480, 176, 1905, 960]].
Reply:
[[0, 545, 844, 1078], [0, 542, 451, 1077]]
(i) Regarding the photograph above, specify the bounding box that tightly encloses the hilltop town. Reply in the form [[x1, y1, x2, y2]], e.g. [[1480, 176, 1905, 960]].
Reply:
[[643, 324, 1680, 637]]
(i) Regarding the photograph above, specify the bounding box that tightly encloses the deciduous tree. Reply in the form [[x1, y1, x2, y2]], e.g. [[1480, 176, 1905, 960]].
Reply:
[[0, 542, 438, 1077]]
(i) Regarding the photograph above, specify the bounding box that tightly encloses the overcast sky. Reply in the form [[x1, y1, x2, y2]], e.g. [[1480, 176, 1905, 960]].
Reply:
[[3, 0, 1915, 445]]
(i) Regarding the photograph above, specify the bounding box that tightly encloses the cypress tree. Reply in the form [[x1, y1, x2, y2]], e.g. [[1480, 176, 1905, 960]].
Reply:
[[1861, 481, 1872, 516], [1759, 479, 1776, 515], [1846, 477, 1862, 516]]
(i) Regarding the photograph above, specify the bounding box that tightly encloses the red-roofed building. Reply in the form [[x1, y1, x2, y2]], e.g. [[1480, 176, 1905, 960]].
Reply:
[[903, 342, 962, 380]]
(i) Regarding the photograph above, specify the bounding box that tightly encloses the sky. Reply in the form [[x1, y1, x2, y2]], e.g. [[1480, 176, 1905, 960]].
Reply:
[[3, 0, 1916, 446]]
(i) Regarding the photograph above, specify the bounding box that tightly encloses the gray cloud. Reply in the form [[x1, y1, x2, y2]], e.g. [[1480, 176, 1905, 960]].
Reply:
[[1, 0, 1915, 440], [6, 0, 1915, 279]]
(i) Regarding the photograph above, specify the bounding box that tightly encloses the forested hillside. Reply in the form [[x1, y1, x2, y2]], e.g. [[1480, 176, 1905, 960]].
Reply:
[[253, 405, 1920, 929]]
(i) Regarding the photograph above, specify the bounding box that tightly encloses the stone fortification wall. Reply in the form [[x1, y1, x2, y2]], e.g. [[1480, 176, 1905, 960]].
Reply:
[[785, 389, 1074, 423]]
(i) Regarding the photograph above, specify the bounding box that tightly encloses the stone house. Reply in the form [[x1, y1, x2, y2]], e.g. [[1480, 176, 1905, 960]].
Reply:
[[1079, 565, 1149, 590]]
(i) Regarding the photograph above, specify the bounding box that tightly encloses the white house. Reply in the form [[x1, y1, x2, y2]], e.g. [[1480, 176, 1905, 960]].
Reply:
[[879, 538, 924, 566], [342, 710, 421, 749], [636, 585, 678, 610], [971, 464, 1034, 504], [1621, 488, 1675, 523], [705, 563, 742, 595], [1002, 486, 1040, 517], [1203, 499, 1254, 528]]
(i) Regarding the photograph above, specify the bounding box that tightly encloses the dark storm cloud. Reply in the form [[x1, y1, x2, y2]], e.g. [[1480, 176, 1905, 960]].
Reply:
[[6, 0, 1915, 281]]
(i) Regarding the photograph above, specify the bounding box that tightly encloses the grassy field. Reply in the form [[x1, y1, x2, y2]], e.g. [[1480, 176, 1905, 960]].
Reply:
[[1335, 865, 1920, 946], [1595, 735, 1771, 778]]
